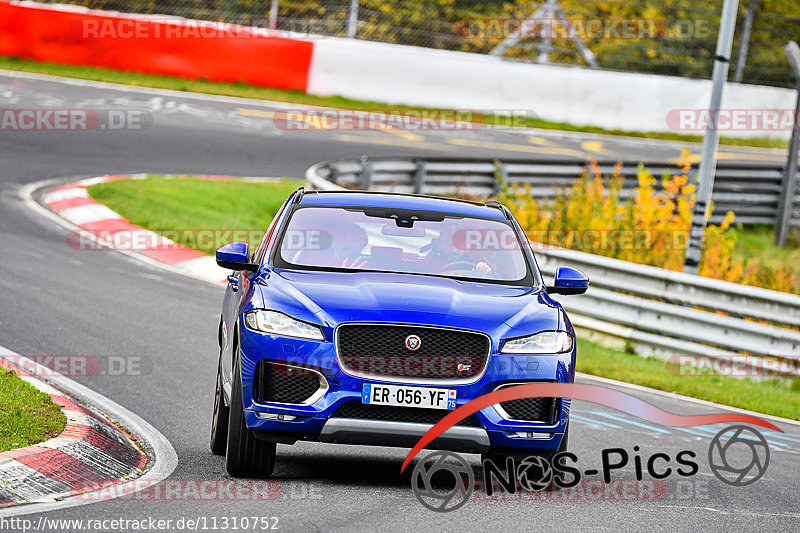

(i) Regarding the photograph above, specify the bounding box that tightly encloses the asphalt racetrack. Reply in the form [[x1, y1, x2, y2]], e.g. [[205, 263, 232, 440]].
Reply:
[[0, 70, 798, 532]]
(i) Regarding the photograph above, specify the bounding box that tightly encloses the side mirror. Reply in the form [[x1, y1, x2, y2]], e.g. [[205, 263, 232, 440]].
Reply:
[[216, 242, 259, 272], [547, 266, 589, 295]]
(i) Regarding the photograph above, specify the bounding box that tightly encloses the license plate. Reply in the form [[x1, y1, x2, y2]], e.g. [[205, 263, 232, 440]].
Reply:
[[362, 383, 456, 410]]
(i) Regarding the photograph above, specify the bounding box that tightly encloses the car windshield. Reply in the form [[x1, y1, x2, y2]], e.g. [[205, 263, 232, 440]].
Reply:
[[276, 206, 531, 283]]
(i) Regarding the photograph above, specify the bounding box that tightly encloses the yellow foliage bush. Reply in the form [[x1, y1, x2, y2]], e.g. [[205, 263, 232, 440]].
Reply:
[[497, 150, 799, 295]]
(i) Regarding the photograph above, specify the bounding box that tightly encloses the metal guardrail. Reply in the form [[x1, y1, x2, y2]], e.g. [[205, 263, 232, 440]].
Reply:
[[534, 247, 800, 364], [307, 157, 800, 227], [307, 159, 800, 374]]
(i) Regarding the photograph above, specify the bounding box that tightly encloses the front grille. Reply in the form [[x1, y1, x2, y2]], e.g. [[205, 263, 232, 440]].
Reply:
[[337, 324, 490, 382], [335, 402, 482, 427], [253, 360, 323, 405], [498, 397, 560, 424]]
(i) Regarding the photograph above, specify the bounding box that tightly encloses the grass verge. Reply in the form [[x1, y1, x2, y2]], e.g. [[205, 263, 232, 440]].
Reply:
[[0, 56, 787, 150], [578, 340, 800, 421], [0, 368, 67, 452], [734, 224, 800, 282], [89, 176, 304, 254], [87, 175, 800, 420]]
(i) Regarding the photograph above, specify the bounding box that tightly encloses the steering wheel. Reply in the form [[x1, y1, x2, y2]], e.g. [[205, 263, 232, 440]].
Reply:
[[441, 261, 476, 273]]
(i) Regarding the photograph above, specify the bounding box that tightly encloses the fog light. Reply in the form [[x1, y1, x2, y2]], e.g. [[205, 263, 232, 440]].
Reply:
[[514, 431, 550, 439], [256, 412, 297, 421]]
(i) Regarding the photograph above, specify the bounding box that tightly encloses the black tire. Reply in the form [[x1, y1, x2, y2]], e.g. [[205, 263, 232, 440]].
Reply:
[[225, 350, 276, 478], [554, 421, 569, 457], [210, 356, 229, 455], [548, 422, 570, 491]]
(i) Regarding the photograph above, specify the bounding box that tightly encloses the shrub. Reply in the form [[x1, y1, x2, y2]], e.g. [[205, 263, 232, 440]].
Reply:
[[497, 150, 799, 295]]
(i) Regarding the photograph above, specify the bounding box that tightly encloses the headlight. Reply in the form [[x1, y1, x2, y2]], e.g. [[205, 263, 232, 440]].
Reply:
[[501, 331, 573, 354], [244, 310, 324, 340]]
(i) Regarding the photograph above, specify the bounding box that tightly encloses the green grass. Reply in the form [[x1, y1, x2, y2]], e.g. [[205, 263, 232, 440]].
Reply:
[[88, 175, 800, 420], [734, 225, 800, 280], [0, 56, 787, 150], [88, 176, 304, 254], [578, 339, 800, 421], [0, 369, 67, 452]]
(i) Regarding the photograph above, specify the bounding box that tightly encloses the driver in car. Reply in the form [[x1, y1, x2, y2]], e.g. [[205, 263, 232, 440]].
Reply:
[[421, 222, 497, 278], [328, 221, 368, 269]]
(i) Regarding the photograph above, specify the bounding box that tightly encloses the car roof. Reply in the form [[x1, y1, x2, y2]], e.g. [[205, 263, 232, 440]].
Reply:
[[298, 191, 507, 220]]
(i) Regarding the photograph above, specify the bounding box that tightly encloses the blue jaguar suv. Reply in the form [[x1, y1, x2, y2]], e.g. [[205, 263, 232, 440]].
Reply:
[[210, 188, 588, 477]]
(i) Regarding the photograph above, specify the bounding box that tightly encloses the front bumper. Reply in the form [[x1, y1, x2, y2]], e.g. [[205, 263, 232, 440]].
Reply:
[[238, 325, 575, 453], [319, 419, 491, 453]]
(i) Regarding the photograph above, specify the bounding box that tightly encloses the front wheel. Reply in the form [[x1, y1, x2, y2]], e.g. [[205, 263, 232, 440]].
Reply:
[[210, 356, 229, 455], [225, 353, 276, 477]]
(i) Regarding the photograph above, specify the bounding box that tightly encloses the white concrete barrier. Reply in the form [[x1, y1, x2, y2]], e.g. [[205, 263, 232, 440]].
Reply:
[[307, 36, 797, 139]]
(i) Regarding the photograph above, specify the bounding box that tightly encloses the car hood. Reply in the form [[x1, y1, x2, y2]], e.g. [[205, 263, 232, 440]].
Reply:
[[255, 269, 563, 340]]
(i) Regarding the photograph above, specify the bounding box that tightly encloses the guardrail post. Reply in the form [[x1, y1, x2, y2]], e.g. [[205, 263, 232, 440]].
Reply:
[[733, 0, 762, 83], [268, 0, 279, 30], [493, 160, 508, 196], [683, 0, 740, 274], [413, 160, 426, 194], [346, 0, 359, 38], [359, 156, 373, 189], [776, 41, 800, 247]]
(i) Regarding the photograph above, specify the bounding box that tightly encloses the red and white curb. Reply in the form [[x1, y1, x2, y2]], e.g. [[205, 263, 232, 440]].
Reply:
[[0, 357, 147, 507], [0, 346, 177, 518], [40, 174, 273, 286]]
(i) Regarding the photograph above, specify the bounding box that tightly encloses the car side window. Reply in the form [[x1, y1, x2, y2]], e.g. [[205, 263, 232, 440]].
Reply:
[[255, 195, 292, 263]]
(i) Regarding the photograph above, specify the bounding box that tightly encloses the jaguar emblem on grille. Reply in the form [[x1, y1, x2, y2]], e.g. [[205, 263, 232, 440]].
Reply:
[[405, 334, 422, 351]]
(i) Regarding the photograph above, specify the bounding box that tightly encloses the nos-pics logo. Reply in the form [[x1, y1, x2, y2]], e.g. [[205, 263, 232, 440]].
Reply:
[[410, 425, 770, 512]]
